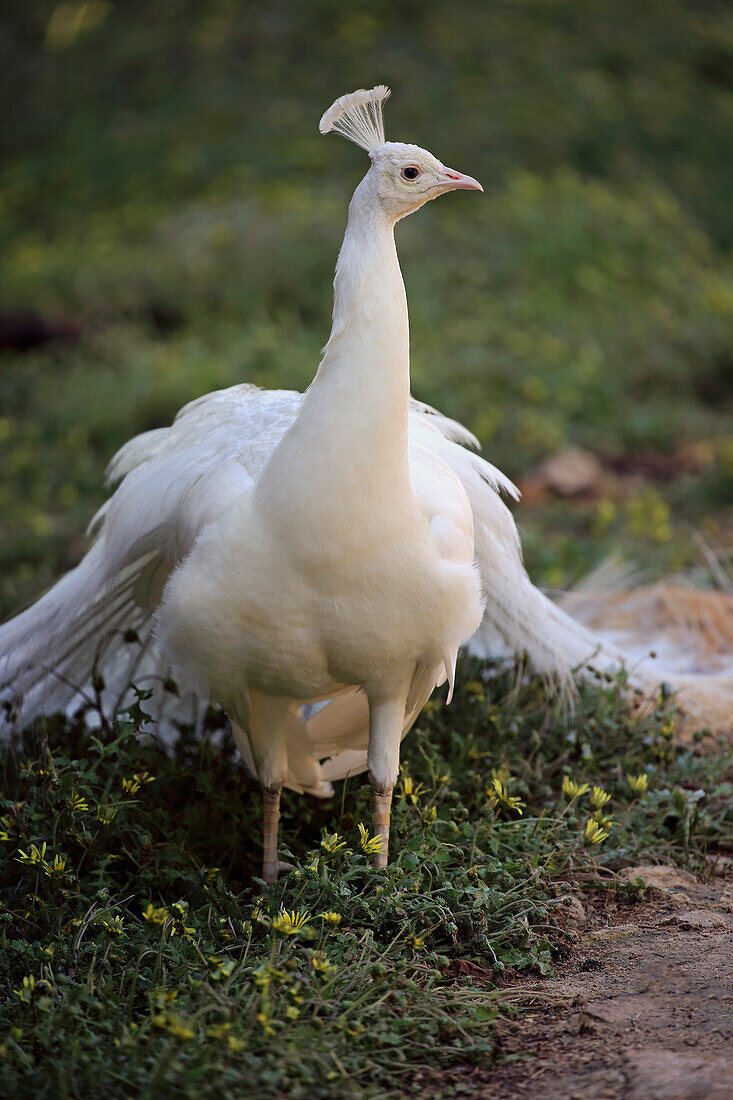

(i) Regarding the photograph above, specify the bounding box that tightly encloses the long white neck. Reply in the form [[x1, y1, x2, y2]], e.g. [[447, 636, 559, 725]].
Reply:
[[307, 173, 410, 473], [264, 171, 413, 514]]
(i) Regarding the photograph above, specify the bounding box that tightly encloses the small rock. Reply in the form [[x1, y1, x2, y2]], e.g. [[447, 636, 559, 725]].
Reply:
[[620, 864, 697, 891], [584, 996, 650, 1029], [557, 894, 586, 927], [539, 446, 604, 497], [673, 909, 729, 931], [586, 923, 639, 941]]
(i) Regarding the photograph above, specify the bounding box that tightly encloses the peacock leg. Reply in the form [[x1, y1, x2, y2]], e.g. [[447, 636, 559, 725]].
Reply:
[[230, 690, 290, 885], [372, 788, 392, 868], [367, 688, 408, 869], [262, 787, 282, 884]]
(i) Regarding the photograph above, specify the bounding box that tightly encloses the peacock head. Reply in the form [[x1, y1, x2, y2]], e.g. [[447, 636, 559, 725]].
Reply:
[[319, 86, 482, 222]]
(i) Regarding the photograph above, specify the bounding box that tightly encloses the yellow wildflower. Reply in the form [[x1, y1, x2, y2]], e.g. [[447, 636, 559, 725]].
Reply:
[[562, 777, 590, 801], [16, 842, 47, 866], [13, 975, 49, 1003], [402, 776, 424, 804], [320, 831, 346, 855], [69, 793, 89, 813], [256, 1012, 275, 1037], [217, 916, 235, 942], [14, 975, 35, 1001], [101, 915, 125, 935], [487, 777, 525, 815], [142, 902, 168, 925], [21, 760, 49, 779], [151, 989, 177, 1007], [357, 823, 383, 855], [589, 786, 611, 810], [310, 951, 336, 976], [210, 959, 236, 981], [170, 922, 197, 940], [166, 1016, 195, 1040], [96, 804, 118, 825], [43, 854, 68, 880], [272, 909, 310, 936], [627, 773, 649, 796], [250, 900, 269, 921], [584, 819, 609, 845], [319, 911, 342, 926]]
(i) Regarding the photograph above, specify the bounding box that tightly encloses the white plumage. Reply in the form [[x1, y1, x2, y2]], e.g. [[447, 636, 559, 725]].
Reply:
[[1, 87, 728, 880]]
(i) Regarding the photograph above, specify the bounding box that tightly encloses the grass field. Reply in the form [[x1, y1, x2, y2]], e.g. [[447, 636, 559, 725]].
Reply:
[[1, 669, 731, 1097], [1, 2, 732, 1095]]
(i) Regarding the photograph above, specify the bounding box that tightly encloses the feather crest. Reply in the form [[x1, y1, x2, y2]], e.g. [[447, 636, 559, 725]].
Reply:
[[319, 85, 391, 154]]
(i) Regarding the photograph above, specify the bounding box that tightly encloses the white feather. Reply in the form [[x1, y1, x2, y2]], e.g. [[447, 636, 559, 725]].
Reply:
[[319, 85, 391, 154], [1, 88, 728, 819]]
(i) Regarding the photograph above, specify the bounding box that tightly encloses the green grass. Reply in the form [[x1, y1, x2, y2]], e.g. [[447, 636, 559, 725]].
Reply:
[[1, 665, 731, 1098], [1, 2, 733, 1094]]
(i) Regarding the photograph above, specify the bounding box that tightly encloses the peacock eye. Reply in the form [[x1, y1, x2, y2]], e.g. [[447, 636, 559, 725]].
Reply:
[[402, 165, 420, 181]]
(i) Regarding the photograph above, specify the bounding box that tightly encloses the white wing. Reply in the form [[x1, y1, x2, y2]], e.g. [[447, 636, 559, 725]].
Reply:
[[0, 385, 300, 731], [0, 381, 689, 793]]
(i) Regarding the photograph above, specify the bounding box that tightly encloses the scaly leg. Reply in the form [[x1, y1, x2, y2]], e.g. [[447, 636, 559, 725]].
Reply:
[[230, 690, 290, 885], [262, 787, 282, 885], [372, 789, 392, 869], [367, 688, 409, 870]]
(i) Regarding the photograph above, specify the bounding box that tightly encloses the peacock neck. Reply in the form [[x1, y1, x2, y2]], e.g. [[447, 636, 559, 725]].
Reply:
[[259, 175, 416, 533], [301, 179, 411, 486]]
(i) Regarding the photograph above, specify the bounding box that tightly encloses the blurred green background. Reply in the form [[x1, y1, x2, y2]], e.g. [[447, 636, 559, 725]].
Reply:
[[1, 0, 732, 617]]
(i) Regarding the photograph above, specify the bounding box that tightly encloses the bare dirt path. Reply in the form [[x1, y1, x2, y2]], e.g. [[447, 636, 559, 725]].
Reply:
[[428, 864, 733, 1099]]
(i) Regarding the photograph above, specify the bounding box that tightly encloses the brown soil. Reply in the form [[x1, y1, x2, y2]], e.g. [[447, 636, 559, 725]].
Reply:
[[427, 863, 733, 1099]]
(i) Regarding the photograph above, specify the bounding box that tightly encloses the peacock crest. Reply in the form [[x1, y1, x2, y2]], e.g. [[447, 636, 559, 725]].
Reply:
[[319, 85, 391, 155]]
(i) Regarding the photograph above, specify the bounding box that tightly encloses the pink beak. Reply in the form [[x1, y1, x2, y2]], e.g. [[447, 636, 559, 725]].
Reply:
[[438, 167, 484, 193]]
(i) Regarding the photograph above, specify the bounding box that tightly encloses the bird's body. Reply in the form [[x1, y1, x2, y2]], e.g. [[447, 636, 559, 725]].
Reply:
[[0, 86, 619, 875], [158, 189, 482, 722], [3, 86, 729, 881]]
